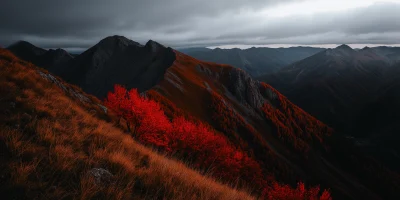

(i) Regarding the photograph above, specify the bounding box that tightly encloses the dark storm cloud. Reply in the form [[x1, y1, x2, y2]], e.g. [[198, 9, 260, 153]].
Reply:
[[0, 0, 399, 49], [205, 2, 400, 45], [0, 0, 296, 48]]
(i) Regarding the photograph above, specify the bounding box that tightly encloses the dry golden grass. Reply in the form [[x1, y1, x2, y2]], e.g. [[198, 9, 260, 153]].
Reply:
[[0, 48, 254, 200]]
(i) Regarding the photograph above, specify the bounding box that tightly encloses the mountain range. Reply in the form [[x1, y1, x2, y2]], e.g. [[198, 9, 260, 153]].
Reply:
[[259, 44, 400, 170], [180, 46, 324, 77], [3, 36, 400, 199]]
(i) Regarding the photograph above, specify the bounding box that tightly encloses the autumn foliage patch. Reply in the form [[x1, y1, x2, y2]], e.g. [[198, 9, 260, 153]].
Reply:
[[262, 182, 332, 200], [105, 85, 264, 185], [260, 83, 333, 154], [104, 85, 331, 199]]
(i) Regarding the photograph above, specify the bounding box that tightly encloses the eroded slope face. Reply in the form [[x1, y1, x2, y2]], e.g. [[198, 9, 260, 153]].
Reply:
[[148, 51, 400, 199]]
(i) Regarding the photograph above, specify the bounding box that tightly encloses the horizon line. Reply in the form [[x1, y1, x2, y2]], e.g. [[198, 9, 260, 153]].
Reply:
[[206, 43, 400, 50]]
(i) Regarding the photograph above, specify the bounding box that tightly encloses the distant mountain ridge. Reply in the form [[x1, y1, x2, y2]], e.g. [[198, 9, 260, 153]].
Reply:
[[180, 46, 325, 77], [259, 44, 394, 131]]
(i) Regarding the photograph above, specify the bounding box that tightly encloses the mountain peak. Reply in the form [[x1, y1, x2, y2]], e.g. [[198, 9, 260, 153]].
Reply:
[[7, 40, 47, 56], [324, 44, 355, 57], [360, 46, 375, 53], [8, 40, 33, 47], [47, 48, 73, 59], [362, 46, 370, 50], [97, 35, 143, 49], [336, 44, 353, 51], [145, 40, 165, 53]]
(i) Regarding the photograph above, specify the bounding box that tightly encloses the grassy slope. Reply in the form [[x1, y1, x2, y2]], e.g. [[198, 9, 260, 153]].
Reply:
[[0, 48, 254, 200]]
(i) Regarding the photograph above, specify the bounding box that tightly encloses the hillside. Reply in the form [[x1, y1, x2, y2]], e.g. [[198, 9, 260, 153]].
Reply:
[[0, 48, 255, 200], [147, 49, 400, 199], [351, 62, 400, 170], [259, 45, 400, 174], [180, 47, 324, 77], [5, 37, 400, 199]]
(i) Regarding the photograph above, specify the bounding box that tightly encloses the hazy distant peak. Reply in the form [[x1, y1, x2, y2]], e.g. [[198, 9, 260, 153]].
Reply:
[[362, 46, 370, 50], [325, 44, 355, 57], [335, 44, 353, 51], [360, 46, 376, 53]]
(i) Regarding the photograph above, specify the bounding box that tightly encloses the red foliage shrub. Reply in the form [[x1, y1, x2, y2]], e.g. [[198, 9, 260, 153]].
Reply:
[[105, 85, 332, 199], [168, 116, 265, 186], [262, 182, 332, 200], [105, 85, 264, 185], [104, 85, 171, 149]]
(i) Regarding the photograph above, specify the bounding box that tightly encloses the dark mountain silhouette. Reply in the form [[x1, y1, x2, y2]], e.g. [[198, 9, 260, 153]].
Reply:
[[7, 41, 47, 60], [180, 46, 324, 77], [56, 35, 176, 98], [8, 36, 176, 98], [260, 45, 400, 173], [259, 44, 391, 132], [5, 38, 400, 199], [351, 62, 400, 170], [7, 41, 73, 70]]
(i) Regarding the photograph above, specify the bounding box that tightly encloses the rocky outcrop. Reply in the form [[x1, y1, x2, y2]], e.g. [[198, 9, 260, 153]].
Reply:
[[227, 68, 265, 109], [36, 69, 107, 114], [88, 168, 114, 185]]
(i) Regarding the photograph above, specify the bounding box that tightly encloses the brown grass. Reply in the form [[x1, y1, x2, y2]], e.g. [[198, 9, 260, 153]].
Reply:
[[0, 48, 254, 200]]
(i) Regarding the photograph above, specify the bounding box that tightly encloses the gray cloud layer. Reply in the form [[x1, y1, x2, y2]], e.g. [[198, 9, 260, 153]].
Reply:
[[0, 0, 399, 49]]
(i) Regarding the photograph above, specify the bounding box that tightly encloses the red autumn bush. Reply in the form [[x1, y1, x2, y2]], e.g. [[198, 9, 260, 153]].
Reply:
[[104, 84, 331, 199], [262, 182, 331, 200], [104, 85, 264, 185], [104, 85, 171, 149]]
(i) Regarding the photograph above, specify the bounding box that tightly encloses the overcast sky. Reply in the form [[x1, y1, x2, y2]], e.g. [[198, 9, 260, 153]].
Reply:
[[1, 0, 400, 51]]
